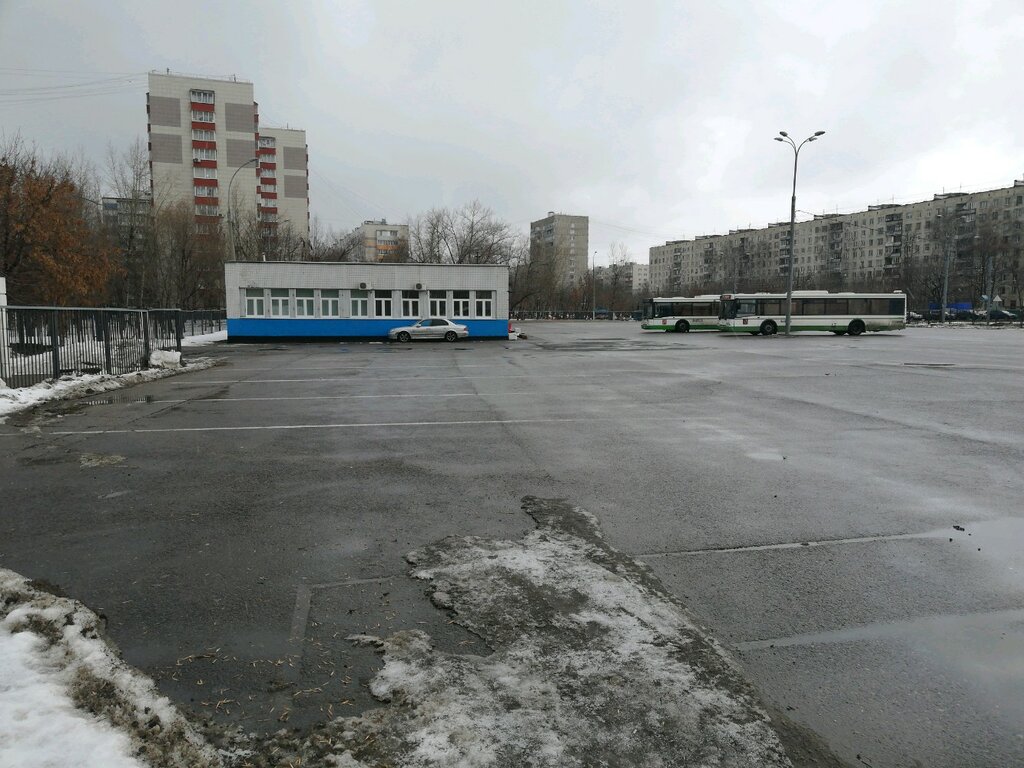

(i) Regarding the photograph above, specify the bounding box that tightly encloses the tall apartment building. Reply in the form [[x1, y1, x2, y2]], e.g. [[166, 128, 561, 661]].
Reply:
[[529, 213, 589, 287], [146, 71, 308, 246], [649, 178, 1024, 307], [256, 127, 309, 242], [349, 219, 410, 262]]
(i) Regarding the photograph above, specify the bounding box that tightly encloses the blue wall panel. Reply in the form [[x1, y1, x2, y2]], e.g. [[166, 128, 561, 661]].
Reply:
[[228, 318, 508, 339]]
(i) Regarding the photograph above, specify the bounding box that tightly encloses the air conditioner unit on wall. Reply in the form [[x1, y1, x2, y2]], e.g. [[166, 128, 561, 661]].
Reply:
[[359, 282, 369, 290], [415, 283, 423, 290]]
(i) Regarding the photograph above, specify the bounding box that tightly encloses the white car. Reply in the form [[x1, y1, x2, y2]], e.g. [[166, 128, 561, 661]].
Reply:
[[388, 318, 469, 342]]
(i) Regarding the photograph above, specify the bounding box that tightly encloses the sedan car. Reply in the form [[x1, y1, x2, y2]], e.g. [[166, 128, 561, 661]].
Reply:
[[388, 318, 469, 342]]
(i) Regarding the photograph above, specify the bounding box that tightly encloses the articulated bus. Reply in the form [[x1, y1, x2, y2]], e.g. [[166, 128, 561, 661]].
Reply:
[[718, 291, 906, 335], [640, 295, 722, 332]]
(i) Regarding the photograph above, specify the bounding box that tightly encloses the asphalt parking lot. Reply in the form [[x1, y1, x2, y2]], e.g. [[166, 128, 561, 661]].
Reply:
[[2, 322, 1023, 767]]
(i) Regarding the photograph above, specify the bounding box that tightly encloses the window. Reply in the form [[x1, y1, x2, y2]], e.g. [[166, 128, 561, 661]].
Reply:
[[295, 289, 315, 317], [259, 184, 276, 194], [190, 89, 214, 104], [452, 290, 470, 317], [194, 204, 219, 216], [257, 167, 274, 178], [191, 128, 215, 141], [270, 289, 290, 317], [192, 147, 216, 161], [258, 136, 276, 148], [374, 290, 393, 317], [245, 288, 264, 317], [351, 289, 368, 317], [191, 109, 214, 123], [429, 290, 447, 317], [475, 291, 493, 317], [320, 289, 340, 317], [402, 290, 420, 317], [194, 186, 217, 198], [260, 212, 278, 223], [193, 166, 217, 179]]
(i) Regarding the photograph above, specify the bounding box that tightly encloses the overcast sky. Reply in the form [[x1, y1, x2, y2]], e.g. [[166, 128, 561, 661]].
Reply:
[[2, 0, 1023, 265]]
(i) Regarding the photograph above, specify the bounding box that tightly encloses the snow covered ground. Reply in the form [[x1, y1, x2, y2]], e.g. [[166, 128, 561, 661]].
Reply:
[[182, 329, 227, 347], [0, 499, 802, 767], [0, 356, 216, 421], [0, 570, 220, 768]]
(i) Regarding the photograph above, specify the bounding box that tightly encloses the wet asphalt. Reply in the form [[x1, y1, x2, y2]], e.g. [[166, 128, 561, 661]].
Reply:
[[1, 322, 1022, 767]]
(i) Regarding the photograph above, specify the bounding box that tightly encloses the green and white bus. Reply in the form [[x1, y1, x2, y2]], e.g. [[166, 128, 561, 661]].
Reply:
[[640, 295, 722, 332], [718, 291, 906, 335]]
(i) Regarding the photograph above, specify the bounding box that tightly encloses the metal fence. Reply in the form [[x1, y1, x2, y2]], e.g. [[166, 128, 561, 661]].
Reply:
[[0, 307, 225, 389]]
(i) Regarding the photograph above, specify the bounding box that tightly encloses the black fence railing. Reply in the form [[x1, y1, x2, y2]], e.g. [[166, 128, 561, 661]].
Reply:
[[510, 310, 638, 320], [0, 307, 225, 389]]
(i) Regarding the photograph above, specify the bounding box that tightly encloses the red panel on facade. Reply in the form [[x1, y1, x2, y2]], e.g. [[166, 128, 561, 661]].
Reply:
[[193, 160, 217, 169], [256, 147, 276, 156], [259, 176, 277, 185], [190, 102, 215, 112], [194, 215, 220, 223], [260, 192, 278, 200], [194, 196, 219, 206], [192, 140, 216, 150], [193, 178, 218, 188], [191, 121, 215, 130], [259, 162, 276, 170]]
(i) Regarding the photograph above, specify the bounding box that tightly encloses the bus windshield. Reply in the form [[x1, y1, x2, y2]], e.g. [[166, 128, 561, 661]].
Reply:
[[720, 299, 756, 319]]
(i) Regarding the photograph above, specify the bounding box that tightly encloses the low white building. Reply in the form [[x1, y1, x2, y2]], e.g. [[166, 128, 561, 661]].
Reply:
[[225, 261, 509, 340]]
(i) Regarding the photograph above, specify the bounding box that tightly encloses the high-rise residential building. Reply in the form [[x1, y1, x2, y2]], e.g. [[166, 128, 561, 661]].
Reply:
[[349, 219, 410, 262], [255, 127, 309, 242], [648, 178, 1024, 308], [146, 71, 308, 246], [530, 212, 589, 287]]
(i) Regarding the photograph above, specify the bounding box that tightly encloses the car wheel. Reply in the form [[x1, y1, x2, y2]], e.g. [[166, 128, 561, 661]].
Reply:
[[760, 320, 777, 336], [444, 330, 457, 342], [674, 320, 690, 333], [848, 320, 865, 336], [397, 331, 411, 343]]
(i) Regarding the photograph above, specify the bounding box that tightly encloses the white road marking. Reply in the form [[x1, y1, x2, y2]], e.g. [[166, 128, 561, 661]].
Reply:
[[45, 415, 683, 436], [197, 370, 651, 385], [145, 392, 543, 404]]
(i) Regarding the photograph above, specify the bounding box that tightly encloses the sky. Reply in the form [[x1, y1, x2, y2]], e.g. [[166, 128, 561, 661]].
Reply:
[[2, 0, 1023, 267]]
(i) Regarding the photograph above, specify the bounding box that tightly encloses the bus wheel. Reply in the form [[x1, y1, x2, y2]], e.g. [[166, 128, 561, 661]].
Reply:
[[675, 320, 690, 333], [847, 320, 865, 336], [832, 330, 846, 335], [760, 320, 777, 336]]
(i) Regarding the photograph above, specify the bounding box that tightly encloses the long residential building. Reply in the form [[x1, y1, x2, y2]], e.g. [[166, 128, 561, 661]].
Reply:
[[649, 178, 1024, 307], [530, 212, 589, 287], [146, 71, 308, 246]]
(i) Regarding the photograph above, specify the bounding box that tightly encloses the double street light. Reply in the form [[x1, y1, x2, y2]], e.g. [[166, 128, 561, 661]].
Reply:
[[774, 130, 825, 335]]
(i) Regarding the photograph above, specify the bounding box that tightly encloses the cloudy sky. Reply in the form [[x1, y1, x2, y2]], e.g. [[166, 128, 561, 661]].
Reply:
[[2, 0, 1022, 265]]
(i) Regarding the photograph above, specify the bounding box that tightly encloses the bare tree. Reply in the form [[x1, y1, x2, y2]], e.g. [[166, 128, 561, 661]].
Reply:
[[408, 201, 518, 264]]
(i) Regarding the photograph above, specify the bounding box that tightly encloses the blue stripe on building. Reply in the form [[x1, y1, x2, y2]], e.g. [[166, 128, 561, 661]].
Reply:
[[227, 318, 509, 339]]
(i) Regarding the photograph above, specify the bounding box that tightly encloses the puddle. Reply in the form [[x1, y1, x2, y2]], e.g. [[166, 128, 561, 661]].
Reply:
[[81, 395, 155, 406], [80, 453, 126, 468]]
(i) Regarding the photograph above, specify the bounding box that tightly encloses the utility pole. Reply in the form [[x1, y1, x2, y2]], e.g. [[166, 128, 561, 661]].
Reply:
[[227, 158, 258, 261], [592, 250, 597, 320]]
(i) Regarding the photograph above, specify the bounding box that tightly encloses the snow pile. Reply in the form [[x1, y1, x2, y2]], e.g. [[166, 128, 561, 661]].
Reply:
[[318, 497, 792, 767], [149, 349, 182, 369], [182, 330, 227, 347], [0, 570, 222, 768], [0, 357, 216, 419]]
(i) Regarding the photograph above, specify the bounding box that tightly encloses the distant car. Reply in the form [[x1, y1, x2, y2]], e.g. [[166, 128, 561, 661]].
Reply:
[[985, 309, 1016, 322], [906, 310, 924, 323], [388, 318, 469, 342]]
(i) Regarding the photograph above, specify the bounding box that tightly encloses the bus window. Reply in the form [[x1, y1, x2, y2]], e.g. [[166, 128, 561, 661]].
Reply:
[[870, 299, 890, 314], [829, 299, 849, 314], [736, 300, 757, 317], [803, 299, 827, 315], [889, 298, 905, 315], [762, 300, 781, 315], [691, 302, 712, 316], [849, 298, 869, 315]]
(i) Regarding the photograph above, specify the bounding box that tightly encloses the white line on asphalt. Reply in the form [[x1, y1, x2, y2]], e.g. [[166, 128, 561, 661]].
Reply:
[[44, 415, 681, 436], [146, 392, 544, 404], [638, 530, 941, 557], [224, 364, 503, 372], [733, 608, 1024, 651], [197, 371, 649, 384]]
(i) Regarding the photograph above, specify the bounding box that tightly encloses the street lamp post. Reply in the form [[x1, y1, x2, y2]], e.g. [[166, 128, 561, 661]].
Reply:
[[936, 211, 952, 324], [774, 130, 825, 335], [227, 157, 258, 261], [592, 250, 597, 320]]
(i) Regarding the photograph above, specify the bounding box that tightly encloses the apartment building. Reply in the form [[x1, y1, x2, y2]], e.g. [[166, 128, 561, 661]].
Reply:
[[349, 219, 410, 262], [529, 212, 589, 287], [595, 262, 650, 293], [146, 72, 308, 245], [649, 179, 1024, 306], [256, 127, 309, 242]]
